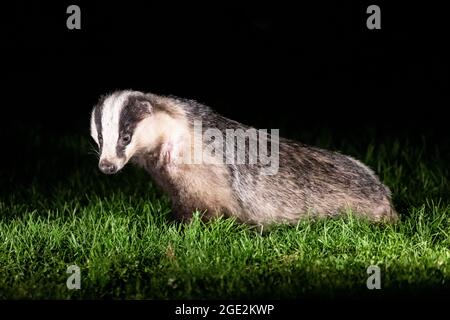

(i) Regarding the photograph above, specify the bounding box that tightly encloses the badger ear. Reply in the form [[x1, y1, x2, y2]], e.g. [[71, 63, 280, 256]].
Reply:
[[137, 98, 153, 114], [130, 95, 153, 120]]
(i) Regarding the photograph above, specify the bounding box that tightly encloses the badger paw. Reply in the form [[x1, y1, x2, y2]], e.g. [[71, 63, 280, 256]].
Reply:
[[159, 141, 181, 169]]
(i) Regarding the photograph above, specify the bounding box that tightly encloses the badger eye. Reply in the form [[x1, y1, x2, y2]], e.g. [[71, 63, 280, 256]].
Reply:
[[121, 134, 131, 144]]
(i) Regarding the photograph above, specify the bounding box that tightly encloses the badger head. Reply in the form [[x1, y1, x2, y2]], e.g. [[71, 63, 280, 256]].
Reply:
[[90, 90, 163, 174]]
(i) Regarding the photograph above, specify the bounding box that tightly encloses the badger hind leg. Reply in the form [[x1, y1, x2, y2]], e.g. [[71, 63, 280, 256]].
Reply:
[[374, 203, 399, 223], [364, 199, 399, 223]]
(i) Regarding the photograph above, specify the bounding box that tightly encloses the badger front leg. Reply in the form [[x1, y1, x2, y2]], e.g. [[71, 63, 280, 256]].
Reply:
[[170, 201, 195, 223]]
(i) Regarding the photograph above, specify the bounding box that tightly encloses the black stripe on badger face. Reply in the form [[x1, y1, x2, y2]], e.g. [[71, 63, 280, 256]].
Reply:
[[116, 95, 152, 158], [94, 97, 105, 150]]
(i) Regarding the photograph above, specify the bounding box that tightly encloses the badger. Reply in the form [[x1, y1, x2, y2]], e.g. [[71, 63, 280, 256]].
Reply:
[[90, 90, 398, 225]]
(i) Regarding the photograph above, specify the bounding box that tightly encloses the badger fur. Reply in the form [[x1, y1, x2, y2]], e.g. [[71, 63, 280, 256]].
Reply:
[[90, 90, 398, 225]]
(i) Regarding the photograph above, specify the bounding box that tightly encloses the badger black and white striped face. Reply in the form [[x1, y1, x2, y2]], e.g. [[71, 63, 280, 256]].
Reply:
[[90, 91, 152, 174]]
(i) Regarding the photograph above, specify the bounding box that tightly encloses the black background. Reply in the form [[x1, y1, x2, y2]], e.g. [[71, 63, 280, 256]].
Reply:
[[1, 1, 449, 142], [1, 1, 450, 312]]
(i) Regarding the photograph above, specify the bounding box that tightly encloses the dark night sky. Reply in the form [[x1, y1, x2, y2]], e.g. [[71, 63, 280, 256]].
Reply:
[[1, 1, 449, 138]]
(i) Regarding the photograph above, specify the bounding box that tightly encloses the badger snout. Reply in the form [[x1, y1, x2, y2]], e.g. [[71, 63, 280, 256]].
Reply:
[[99, 159, 118, 175]]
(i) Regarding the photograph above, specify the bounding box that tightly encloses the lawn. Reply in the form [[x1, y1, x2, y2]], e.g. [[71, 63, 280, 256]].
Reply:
[[1, 127, 449, 299]]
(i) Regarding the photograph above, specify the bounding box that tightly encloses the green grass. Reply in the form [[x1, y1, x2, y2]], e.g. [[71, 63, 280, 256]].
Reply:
[[1, 129, 450, 299]]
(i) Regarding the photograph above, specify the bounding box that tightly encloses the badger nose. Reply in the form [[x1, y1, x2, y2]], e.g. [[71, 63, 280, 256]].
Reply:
[[99, 160, 117, 174]]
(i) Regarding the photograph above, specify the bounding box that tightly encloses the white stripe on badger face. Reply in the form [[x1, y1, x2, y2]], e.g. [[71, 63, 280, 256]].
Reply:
[[90, 109, 98, 145], [100, 92, 131, 166]]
